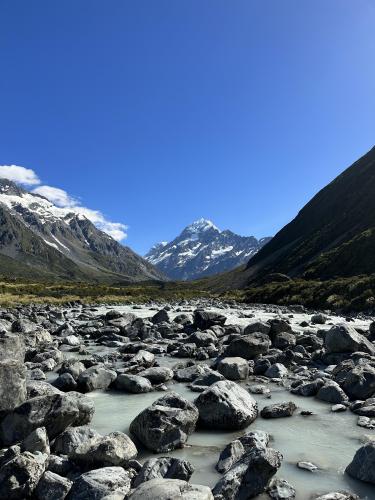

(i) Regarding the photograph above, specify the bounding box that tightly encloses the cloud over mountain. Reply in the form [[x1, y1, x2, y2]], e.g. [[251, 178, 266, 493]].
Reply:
[[0, 164, 128, 241]]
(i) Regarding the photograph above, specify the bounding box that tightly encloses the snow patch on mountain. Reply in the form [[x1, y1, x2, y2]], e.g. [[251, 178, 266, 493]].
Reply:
[[145, 218, 272, 280]]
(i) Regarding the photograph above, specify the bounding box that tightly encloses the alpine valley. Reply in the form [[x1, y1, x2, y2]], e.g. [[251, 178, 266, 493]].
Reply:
[[145, 218, 271, 280]]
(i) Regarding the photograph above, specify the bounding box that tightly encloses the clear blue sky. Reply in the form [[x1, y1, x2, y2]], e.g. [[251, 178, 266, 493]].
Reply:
[[1, 0, 375, 255]]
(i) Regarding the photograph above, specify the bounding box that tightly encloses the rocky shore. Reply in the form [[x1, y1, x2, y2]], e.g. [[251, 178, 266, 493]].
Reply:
[[0, 299, 374, 499]]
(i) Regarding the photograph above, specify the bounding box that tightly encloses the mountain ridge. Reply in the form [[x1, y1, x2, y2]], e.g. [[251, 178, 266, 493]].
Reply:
[[145, 218, 271, 280]]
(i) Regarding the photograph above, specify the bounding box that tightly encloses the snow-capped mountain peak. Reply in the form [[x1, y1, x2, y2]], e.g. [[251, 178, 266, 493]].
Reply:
[[145, 219, 272, 280]]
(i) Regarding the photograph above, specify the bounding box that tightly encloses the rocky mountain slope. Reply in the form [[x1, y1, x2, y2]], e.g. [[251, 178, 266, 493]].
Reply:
[[0, 179, 164, 282], [145, 218, 271, 280]]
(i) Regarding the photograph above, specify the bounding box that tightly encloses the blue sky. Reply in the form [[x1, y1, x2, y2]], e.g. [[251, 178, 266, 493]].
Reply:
[[1, 0, 375, 255]]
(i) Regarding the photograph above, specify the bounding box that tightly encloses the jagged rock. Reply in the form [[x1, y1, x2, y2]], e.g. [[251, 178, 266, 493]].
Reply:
[[195, 380, 258, 430], [70, 431, 137, 468], [151, 309, 170, 324], [340, 364, 375, 400], [314, 493, 359, 500], [0, 333, 25, 362], [212, 443, 282, 499], [225, 333, 271, 360], [0, 451, 48, 499], [261, 402, 297, 419], [216, 439, 245, 473], [115, 374, 152, 393], [133, 457, 194, 487], [325, 324, 375, 355], [130, 392, 198, 452], [35, 471, 73, 500], [346, 441, 375, 484], [53, 373, 78, 392], [67, 466, 131, 499], [217, 357, 249, 381], [316, 382, 349, 404], [129, 478, 213, 499], [0, 359, 27, 411]]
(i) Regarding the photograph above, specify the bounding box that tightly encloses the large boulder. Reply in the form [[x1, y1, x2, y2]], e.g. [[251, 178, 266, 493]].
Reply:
[[340, 364, 375, 400], [52, 426, 101, 455], [129, 478, 213, 500], [130, 392, 199, 453], [67, 466, 131, 499], [346, 442, 375, 484], [0, 359, 26, 411], [316, 382, 349, 404], [325, 324, 375, 355], [194, 310, 226, 330], [212, 443, 282, 499], [0, 451, 48, 499], [138, 366, 173, 384], [70, 431, 137, 468], [225, 334, 271, 360], [133, 457, 194, 487], [77, 365, 117, 393], [217, 357, 249, 381], [195, 380, 258, 430], [0, 393, 89, 446]]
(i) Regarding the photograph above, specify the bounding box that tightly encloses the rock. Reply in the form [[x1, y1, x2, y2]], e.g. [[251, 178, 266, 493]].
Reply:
[[216, 439, 245, 473], [77, 365, 117, 393], [21, 427, 50, 454], [151, 309, 170, 324], [244, 321, 271, 335], [53, 373, 78, 392], [138, 367, 173, 384], [174, 364, 208, 382], [314, 493, 359, 500], [0, 451, 48, 499], [0, 393, 85, 445], [340, 364, 375, 400], [331, 404, 347, 412], [267, 477, 296, 499], [62, 335, 81, 346], [0, 359, 26, 411], [325, 324, 375, 355], [261, 402, 297, 419], [133, 457, 194, 487], [316, 382, 349, 404], [190, 369, 225, 391], [212, 443, 282, 499], [265, 363, 288, 379], [115, 374, 152, 393], [297, 461, 318, 472], [195, 380, 258, 430], [129, 478, 213, 500], [35, 471, 73, 500], [58, 361, 86, 380], [66, 392, 95, 426], [194, 310, 226, 330], [217, 357, 249, 381], [0, 333, 25, 361], [346, 441, 375, 484], [52, 426, 101, 455], [67, 466, 131, 499], [71, 431, 137, 468], [130, 392, 198, 452], [311, 313, 327, 325], [132, 350, 155, 367], [248, 384, 270, 395], [225, 333, 271, 360], [273, 332, 296, 350], [357, 416, 375, 429]]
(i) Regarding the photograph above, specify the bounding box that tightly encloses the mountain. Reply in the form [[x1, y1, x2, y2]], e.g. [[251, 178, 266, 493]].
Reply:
[[218, 145, 375, 289], [145, 218, 271, 280], [0, 178, 165, 282]]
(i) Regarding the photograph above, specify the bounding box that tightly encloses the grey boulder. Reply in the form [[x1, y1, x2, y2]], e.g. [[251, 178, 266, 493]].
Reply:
[[129, 478, 213, 500]]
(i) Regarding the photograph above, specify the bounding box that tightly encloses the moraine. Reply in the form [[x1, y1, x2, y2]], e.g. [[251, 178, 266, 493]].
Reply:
[[0, 299, 374, 499]]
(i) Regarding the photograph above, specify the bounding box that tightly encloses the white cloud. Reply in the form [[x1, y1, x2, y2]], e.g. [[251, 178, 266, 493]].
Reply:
[[32, 185, 128, 241], [0, 165, 40, 185], [0, 165, 128, 241], [33, 185, 77, 208]]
